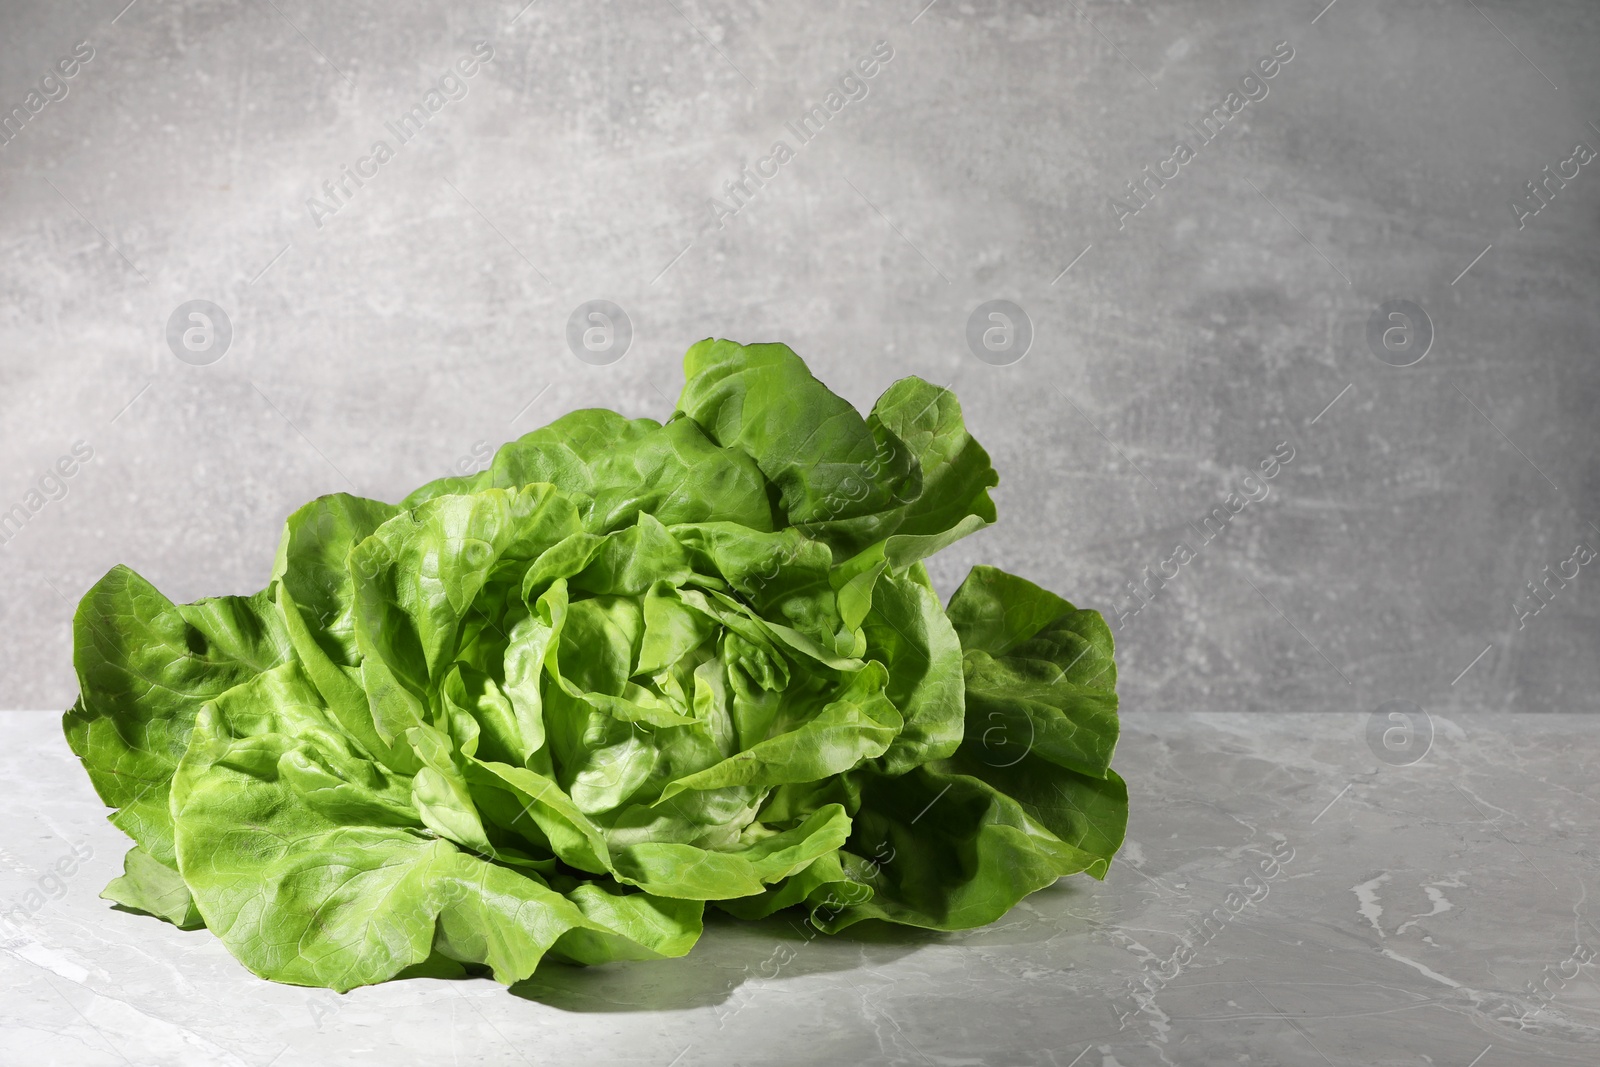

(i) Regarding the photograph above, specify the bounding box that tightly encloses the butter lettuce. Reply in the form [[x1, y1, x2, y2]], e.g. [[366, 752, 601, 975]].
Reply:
[[63, 338, 1124, 991]]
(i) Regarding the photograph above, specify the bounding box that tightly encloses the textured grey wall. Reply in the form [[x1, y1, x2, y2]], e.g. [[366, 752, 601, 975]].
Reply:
[[2, 0, 1597, 720]]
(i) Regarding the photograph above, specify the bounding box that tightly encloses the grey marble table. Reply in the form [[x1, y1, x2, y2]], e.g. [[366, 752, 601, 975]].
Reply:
[[2, 708, 1596, 1066]]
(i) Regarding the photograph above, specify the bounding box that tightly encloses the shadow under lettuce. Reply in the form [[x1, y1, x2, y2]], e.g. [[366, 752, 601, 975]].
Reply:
[[505, 906, 942, 1012]]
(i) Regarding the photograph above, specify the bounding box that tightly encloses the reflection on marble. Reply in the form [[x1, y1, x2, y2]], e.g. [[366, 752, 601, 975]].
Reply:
[[2, 709, 1596, 1066]]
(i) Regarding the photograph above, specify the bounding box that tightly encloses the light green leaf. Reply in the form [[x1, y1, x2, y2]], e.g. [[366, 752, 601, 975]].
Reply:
[[64, 566, 291, 867]]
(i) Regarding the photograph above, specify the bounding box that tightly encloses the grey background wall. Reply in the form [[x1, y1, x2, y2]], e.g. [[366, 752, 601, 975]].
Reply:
[[2, 0, 1597, 718]]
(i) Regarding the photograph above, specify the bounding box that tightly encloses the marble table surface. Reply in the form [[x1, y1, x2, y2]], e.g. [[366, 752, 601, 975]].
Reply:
[[2, 708, 1596, 1067]]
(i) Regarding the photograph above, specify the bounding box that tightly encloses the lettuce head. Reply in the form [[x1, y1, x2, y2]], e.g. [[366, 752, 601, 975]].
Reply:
[[62, 339, 1125, 991]]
